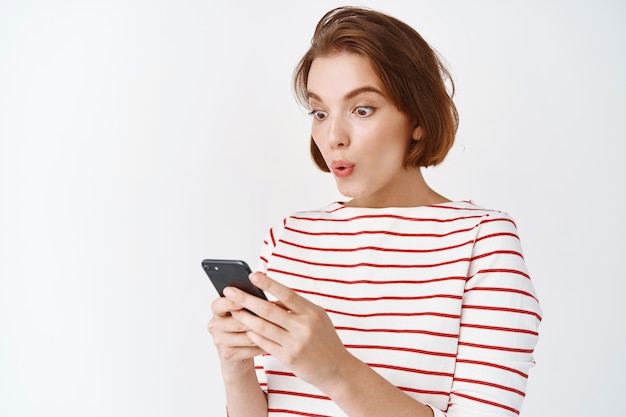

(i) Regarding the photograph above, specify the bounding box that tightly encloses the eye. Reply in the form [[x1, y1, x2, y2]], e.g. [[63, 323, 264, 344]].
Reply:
[[308, 110, 328, 121], [354, 106, 374, 117]]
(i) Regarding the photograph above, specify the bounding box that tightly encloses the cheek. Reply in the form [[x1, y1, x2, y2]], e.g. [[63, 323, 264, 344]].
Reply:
[[310, 125, 324, 148], [359, 127, 408, 158], [311, 133, 325, 155], [311, 135, 330, 166], [368, 137, 411, 170], [311, 125, 336, 160]]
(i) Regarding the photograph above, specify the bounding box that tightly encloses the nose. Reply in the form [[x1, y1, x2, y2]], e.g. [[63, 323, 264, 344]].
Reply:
[[326, 114, 349, 149]]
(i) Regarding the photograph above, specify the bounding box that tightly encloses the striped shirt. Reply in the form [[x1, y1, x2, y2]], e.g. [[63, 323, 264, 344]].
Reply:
[[255, 201, 542, 417]]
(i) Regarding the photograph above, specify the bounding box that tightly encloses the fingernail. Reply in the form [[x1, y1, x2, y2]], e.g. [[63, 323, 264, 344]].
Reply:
[[223, 287, 234, 297], [249, 273, 260, 283]]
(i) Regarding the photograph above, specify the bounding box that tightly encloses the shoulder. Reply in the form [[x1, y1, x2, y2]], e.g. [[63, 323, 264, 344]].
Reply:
[[463, 201, 520, 234], [276, 200, 520, 227], [436, 200, 519, 230], [437, 200, 516, 219], [427, 202, 525, 255], [262, 202, 343, 245], [452, 202, 529, 263], [271, 200, 522, 237]]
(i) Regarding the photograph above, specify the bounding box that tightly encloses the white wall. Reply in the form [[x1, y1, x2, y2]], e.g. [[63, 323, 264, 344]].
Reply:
[[1, 0, 624, 415]]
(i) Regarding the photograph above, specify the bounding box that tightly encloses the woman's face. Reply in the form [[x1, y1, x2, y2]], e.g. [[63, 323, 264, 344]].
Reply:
[[307, 52, 422, 208]]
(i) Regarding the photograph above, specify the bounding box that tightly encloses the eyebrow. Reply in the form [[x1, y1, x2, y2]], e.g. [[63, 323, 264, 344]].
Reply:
[[307, 86, 385, 102]]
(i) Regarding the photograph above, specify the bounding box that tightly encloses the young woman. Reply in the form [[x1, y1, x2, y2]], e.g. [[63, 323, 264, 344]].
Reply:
[[208, 6, 542, 417]]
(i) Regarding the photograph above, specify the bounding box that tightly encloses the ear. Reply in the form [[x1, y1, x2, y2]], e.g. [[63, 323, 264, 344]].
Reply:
[[411, 125, 423, 141]]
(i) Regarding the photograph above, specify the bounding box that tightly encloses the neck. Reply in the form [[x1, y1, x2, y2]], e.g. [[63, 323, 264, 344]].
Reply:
[[345, 168, 449, 208]]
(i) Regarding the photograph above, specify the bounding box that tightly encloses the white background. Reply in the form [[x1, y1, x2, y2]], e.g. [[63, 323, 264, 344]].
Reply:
[[1, 0, 624, 416]]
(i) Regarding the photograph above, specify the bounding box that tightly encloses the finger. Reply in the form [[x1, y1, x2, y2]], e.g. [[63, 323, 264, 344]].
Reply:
[[218, 331, 259, 348], [274, 300, 290, 311], [209, 316, 251, 333], [211, 295, 245, 317], [224, 286, 292, 331], [209, 319, 262, 348], [231, 308, 291, 349], [249, 272, 308, 314], [246, 329, 283, 356], [218, 346, 266, 362]]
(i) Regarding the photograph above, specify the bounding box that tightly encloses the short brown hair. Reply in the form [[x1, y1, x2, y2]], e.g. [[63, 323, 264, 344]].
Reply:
[[293, 6, 459, 171]]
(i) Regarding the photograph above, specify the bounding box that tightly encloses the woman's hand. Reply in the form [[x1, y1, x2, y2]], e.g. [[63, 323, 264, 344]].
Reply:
[[208, 294, 266, 378], [223, 272, 435, 417], [224, 272, 352, 388]]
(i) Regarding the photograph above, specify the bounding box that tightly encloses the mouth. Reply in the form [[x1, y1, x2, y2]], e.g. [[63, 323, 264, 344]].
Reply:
[[330, 160, 355, 178]]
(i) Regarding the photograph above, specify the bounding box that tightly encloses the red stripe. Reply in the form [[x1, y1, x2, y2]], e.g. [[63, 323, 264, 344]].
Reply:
[[268, 389, 330, 401], [475, 231, 520, 242], [267, 408, 330, 417], [269, 228, 276, 246], [472, 268, 531, 280], [478, 217, 517, 228], [453, 377, 525, 397], [470, 249, 524, 261], [369, 362, 454, 377], [345, 344, 456, 358], [330, 200, 484, 212], [291, 213, 484, 223], [268, 267, 467, 286], [285, 225, 476, 238], [453, 392, 520, 414], [456, 359, 528, 378], [464, 286, 539, 302], [265, 362, 454, 379], [280, 238, 474, 253], [458, 341, 535, 354], [460, 322, 539, 336], [397, 385, 451, 396], [326, 308, 460, 319], [266, 370, 296, 377], [336, 326, 458, 338], [294, 287, 462, 302], [463, 304, 542, 321], [274, 252, 471, 269]]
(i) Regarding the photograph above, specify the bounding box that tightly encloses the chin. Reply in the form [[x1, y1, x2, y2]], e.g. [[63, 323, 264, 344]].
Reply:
[[336, 187, 361, 200], [334, 180, 373, 201]]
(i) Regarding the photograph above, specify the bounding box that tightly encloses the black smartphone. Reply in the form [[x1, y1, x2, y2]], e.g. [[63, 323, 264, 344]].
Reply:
[[201, 259, 267, 300]]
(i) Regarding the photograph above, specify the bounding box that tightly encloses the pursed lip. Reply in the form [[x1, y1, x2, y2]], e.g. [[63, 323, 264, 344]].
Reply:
[[330, 159, 355, 178]]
